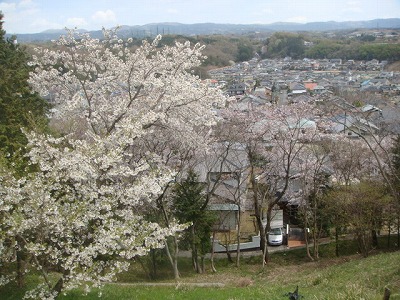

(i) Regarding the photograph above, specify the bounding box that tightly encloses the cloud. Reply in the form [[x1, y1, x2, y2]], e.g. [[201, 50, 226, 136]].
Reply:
[[262, 8, 274, 14], [286, 16, 308, 23], [253, 7, 274, 18], [18, 0, 35, 8], [342, 0, 363, 13], [0, 2, 17, 12], [91, 10, 116, 23], [66, 17, 88, 28], [166, 8, 178, 14], [31, 17, 62, 30]]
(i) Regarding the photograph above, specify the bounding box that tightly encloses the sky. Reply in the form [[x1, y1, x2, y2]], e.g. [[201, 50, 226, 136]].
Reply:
[[1, 0, 399, 34]]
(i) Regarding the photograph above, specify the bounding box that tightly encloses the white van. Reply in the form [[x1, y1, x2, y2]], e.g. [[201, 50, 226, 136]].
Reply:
[[268, 227, 283, 246]]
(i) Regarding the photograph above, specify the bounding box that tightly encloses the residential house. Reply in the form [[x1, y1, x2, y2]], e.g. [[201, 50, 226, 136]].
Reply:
[[290, 83, 307, 95], [329, 114, 379, 136], [304, 81, 318, 91], [226, 82, 246, 96], [313, 85, 327, 94]]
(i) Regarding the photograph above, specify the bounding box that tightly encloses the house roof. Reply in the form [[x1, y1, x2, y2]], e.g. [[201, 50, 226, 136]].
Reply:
[[330, 114, 379, 133], [361, 104, 382, 113], [288, 118, 317, 130], [304, 82, 318, 90], [291, 83, 306, 91], [208, 204, 239, 211]]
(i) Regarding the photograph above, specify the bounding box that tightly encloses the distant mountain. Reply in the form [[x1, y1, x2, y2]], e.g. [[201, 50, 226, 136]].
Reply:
[[6, 18, 400, 43]]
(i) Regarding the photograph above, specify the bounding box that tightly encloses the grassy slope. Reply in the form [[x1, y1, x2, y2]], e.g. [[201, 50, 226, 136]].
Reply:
[[64, 250, 400, 300], [2, 243, 399, 300]]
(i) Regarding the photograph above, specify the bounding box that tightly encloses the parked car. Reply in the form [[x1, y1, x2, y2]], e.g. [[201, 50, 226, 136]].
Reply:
[[268, 227, 283, 246]]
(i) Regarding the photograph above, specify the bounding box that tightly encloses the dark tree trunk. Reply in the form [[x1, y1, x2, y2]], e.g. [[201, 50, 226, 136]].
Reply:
[[372, 229, 379, 248], [200, 255, 205, 273], [16, 250, 25, 288], [53, 277, 64, 297], [335, 227, 340, 257], [53, 269, 70, 298], [383, 287, 391, 300], [397, 214, 400, 249], [151, 249, 157, 279], [225, 250, 233, 263], [15, 237, 25, 288]]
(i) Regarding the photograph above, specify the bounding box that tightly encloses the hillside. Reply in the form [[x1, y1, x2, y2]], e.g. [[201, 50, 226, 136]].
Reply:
[[2, 241, 399, 299], [7, 18, 400, 43], [86, 250, 400, 300]]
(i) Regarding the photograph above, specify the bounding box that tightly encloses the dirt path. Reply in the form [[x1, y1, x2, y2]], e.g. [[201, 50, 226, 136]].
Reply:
[[107, 282, 226, 287]]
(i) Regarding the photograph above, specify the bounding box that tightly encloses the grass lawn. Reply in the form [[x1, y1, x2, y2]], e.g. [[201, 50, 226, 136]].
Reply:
[[2, 238, 400, 299]]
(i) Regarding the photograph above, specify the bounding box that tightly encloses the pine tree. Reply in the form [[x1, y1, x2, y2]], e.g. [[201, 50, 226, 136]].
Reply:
[[0, 12, 49, 173], [0, 12, 5, 41], [173, 170, 215, 273]]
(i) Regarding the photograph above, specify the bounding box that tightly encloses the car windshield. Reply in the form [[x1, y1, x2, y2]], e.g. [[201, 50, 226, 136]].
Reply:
[[270, 228, 282, 235]]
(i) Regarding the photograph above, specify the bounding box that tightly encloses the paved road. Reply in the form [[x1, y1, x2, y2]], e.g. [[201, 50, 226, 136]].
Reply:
[[179, 244, 291, 258]]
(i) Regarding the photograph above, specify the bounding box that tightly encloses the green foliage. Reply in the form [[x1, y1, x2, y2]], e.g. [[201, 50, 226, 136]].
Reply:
[[236, 42, 253, 62], [173, 170, 207, 222], [265, 32, 305, 59], [304, 40, 343, 58], [0, 12, 5, 41], [323, 181, 390, 257], [3, 246, 400, 299], [173, 170, 216, 256], [358, 34, 376, 42], [357, 43, 400, 61], [0, 12, 49, 174], [304, 38, 400, 61]]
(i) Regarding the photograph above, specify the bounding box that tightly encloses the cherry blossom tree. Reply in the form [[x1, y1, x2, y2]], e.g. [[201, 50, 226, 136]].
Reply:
[[220, 100, 320, 264], [322, 97, 398, 248], [295, 140, 331, 261], [0, 29, 225, 298]]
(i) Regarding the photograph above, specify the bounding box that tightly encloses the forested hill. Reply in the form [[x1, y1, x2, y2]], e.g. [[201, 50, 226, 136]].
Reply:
[[6, 18, 400, 43], [18, 24, 400, 75]]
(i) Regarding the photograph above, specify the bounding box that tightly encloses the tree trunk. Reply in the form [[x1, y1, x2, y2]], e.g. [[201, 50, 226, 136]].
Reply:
[[191, 226, 201, 273], [397, 214, 400, 249], [14, 235, 26, 288], [53, 277, 64, 297], [312, 197, 320, 260], [305, 227, 314, 261], [210, 232, 217, 273], [225, 248, 233, 263], [235, 210, 241, 268], [259, 205, 272, 265], [200, 255, 205, 273], [335, 227, 340, 257], [164, 237, 180, 280], [150, 249, 157, 279], [372, 229, 379, 248], [157, 190, 180, 280], [16, 244, 25, 288], [383, 287, 391, 300], [262, 237, 269, 267], [257, 219, 268, 265], [53, 269, 70, 298]]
